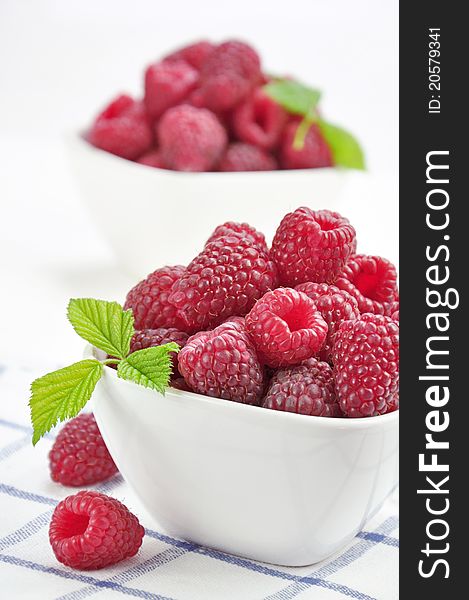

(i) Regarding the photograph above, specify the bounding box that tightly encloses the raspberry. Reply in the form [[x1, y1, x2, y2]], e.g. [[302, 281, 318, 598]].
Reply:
[[271, 207, 356, 286], [49, 414, 117, 487], [205, 221, 268, 252], [49, 491, 144, 570], [335, 255, 399, 315], [98, 94, 135, 115], [332, 313, 399, 417], [245, 288, 328, 367], [178, 319, 264, 404], [171, 377, 193, 392], [136, 149, 166, 168], [157, 105, 227, 171], [131, 327, 189, 378], [124, 265, 188, 331], [196, 41, 261, 112], [263, 358, 341, 417], [280, 121, 333, 169], [164, 41, 215, 70], [232, 88, 287, 150], [169, 235, 279, 331], [144, 60, 198, 121], [87, 95, 153, 160], [219, 143, 277, 172], [390, 301, 399, 322], [295, 282, 360, 362], [130, 327, 189, 353]]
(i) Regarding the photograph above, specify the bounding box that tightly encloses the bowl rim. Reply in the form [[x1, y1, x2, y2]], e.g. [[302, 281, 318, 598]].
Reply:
[[70, 131, 352, 177], [85, 344, 399, 431]]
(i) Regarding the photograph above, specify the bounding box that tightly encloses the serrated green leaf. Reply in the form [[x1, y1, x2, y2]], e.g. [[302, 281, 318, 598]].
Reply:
[[264, 79, 321, 116], [29, 360, 103, 445], [318, 120, 366, 170], [67, 298, 134, 359], [117, 343, 179, 393]]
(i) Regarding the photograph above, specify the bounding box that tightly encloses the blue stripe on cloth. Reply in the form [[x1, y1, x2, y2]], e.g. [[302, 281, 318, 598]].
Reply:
[[147, 525, 382, 598], [0, 509, 53, 551], [0, 554, 174, 600], [0, 435, 31, 462], [0, 482, 396, 599], [55, 544, 199, 600], [116, 528, 382, 599], [297, 580, 376, 600], [357, 531, 399, 547], [143, 529, 195, 551], [263, 516, 398, 600], [0, 483, 57, 506], [0, 417, 55, 440], [94, 476, 125, 494], [197, 546, 377, 599], [313, 517, 399, 579], [0, 418, 33, 434]]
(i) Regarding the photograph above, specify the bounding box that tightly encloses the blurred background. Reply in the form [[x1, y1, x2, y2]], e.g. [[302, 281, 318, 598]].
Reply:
[[0, 0, 398, 366]]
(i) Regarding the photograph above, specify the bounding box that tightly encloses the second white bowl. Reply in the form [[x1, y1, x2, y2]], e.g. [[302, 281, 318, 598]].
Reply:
[[67, 135, 349, 279]]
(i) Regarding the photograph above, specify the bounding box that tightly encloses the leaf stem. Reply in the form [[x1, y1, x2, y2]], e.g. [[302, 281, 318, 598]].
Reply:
[[293, 107, 318, 150], [102, 358, 120, 366]]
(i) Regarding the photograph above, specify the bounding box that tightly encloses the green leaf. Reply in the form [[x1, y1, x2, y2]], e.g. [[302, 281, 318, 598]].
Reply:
[[264, 77, 365, 169], [29, 360, 103, 445], [318, 120, 366, 170], [67, 298, 134, 359], [117, 343, 179, 393], [263, 79, 321, 116]]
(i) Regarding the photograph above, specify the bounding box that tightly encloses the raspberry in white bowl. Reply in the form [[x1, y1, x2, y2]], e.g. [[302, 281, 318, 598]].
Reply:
[[31, 205, 398, 567], [67, 39, 365, 276]]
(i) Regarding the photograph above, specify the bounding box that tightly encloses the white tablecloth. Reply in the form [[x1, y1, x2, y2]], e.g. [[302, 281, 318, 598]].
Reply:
[[0, 362, 398, 600]]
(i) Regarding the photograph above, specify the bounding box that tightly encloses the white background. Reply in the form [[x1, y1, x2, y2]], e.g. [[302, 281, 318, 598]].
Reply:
[[0, 0, 398, 366]]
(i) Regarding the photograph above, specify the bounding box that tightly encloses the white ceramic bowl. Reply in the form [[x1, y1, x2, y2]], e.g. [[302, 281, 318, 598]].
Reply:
[[86, 346, 398, 566], [66, 135, 349, 279]]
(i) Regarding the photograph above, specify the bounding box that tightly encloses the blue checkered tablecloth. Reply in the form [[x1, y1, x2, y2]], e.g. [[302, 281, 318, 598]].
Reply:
[[0, 362, 398, 600]]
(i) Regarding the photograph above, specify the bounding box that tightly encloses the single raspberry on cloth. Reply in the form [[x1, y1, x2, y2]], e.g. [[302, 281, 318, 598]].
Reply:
[[335, 255, 399, 315], [219, 142, 277, 172], [270, 207, 356, 286], [49, 491, 144, 570], [49, 414, 117, 487], [263, 358, 341, 417], [332, 313, 399, 417], [87, 95, 153, 160], [169, 234, 278, 331], [144, 60, 198, 120], [295, 282, 360, 362], [245, 287, 328, 367], [178, 319, 265, 405], [124, 265, 188, 332], [157, 105, 227, 171]]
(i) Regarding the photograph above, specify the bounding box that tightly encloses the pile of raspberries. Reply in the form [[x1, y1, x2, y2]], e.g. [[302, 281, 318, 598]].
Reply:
[[87, 39, 333, 172], [46, 205, 398, 572], [124, 206, 400, 419]]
